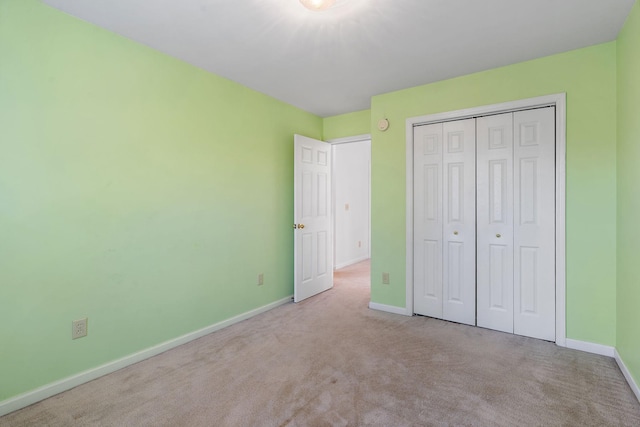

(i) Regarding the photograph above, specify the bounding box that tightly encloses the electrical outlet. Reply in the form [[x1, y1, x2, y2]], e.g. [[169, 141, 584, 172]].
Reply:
[[382, 272, 390, 285], [72, 318, 88, 339], [258, 273, 264, 286]]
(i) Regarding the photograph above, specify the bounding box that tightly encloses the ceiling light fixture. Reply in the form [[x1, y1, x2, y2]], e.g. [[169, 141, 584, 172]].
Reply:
[[299, 0, 336, 12]]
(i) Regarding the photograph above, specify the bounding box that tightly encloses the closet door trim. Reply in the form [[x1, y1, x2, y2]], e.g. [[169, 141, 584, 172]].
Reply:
[[405, 93, 567, 346]]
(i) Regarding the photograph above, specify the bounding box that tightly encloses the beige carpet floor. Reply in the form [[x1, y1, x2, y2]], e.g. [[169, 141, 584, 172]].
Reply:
[[2, 260, 639, 426]]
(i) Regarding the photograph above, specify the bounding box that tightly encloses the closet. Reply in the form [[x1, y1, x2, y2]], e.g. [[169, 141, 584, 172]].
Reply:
[[413, 107, 555, 341]]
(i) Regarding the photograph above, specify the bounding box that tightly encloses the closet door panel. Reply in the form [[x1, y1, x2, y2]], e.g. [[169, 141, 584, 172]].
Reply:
[[477, 113, 514, 333], [442, 119, 476, 326], [513, 108, 556, 341], [413, 123, 443, 318]]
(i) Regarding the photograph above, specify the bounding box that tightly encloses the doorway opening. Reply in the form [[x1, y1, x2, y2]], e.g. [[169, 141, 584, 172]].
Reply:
[[330, 134, 371, 280]]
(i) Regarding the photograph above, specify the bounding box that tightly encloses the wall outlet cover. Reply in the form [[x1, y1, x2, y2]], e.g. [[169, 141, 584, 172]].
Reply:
[[72, 318, 88, 339]]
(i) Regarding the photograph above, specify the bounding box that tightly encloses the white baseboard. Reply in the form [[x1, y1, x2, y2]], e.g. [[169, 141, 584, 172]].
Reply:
[[565, 338, 615, 357], [0, 295, 293, 418], [368, 301, 412, 316], [615, 349, 640, 403], [335, 256, 370, 270]]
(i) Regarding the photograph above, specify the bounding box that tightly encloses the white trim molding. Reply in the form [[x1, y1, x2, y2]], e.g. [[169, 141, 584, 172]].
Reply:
[[0, 296, 293, 417], [615, 349, 640, 403], [369, 301, 412, 316], [405, 93, 567, 345], [565, 338, 615, 357], [326, 133, 371, 144]]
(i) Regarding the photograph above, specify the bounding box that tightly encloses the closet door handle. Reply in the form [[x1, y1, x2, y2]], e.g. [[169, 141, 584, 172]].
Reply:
[[496, 233, 501, 238], [453, 231, 459, 235]]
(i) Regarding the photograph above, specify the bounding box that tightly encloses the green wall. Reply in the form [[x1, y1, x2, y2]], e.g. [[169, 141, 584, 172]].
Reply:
[[369, 43, 618, 346], [0, 0, 321, 400], [617, 0, 640, 388], [323, 109, 371, 140]]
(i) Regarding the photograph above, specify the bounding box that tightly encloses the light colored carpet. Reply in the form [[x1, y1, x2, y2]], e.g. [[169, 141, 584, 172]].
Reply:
[[2, 260, 639, 426]]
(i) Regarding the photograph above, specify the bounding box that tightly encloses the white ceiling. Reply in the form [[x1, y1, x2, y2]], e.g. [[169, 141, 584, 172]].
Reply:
[[42, 0, 635, 117]]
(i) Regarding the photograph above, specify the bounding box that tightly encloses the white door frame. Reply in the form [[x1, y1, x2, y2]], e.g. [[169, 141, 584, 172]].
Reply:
[[405, 94, 567, 346], [328, 134, 372, 269]]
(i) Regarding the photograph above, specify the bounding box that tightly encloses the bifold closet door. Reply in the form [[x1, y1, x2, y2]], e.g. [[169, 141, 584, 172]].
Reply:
[[513, 108, 555, 341], [477, 107, 556, 341], [414, 122, 443, 319], [414, 119, 476, 325], [477, 113, 515, 333]]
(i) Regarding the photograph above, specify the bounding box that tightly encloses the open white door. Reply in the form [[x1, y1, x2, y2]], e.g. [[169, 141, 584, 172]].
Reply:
[[294, 134, 333, 302]]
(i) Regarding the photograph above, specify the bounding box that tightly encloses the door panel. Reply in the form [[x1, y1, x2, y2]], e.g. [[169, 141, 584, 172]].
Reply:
[[414, 123, 443, 318], [294, 134, 333, 302], [513, 108, 555, 341], [317, 231, 328, 276], [318, 173, 328, 216], [519, 246, 538, 313], [477, 113, 514, 333], [422, 239, 440, 299], [442, 119, 476, 326], [302, 233, 313, 281], [489, 160, 507, 223], [519, 159, 538, 225], [489, 244, 508, 309], [447, 241, 464, 301], [447, 163, 464, 222]]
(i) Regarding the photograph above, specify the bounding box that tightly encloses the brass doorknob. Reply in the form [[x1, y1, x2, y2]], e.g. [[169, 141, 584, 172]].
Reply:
[[453, 231, 458, 235], [496, 233, 501, 238], [299, 224, 305, 229]]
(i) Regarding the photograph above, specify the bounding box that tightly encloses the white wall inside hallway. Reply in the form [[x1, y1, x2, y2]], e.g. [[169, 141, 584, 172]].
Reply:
[[333, 140, 371, 269]]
